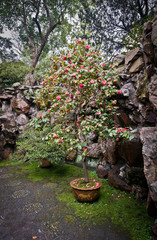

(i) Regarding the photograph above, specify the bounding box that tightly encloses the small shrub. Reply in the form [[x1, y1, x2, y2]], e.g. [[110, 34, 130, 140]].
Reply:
[[0, 60, 29, 87], [11, 126, 65, 164]]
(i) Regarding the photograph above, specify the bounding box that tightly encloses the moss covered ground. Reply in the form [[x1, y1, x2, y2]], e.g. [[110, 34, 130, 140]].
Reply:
[[0, 160, 154, 240]]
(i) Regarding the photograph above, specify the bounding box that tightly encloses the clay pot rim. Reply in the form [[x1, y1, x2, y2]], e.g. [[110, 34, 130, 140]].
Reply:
[[70, 178, 102, 191]]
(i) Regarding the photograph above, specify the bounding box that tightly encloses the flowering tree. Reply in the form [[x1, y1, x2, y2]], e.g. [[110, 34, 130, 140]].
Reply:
[[34, 39, 133, 182]]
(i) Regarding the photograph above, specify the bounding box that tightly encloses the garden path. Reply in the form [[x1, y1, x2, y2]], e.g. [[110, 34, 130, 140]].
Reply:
[[0, 164, 131, 240]]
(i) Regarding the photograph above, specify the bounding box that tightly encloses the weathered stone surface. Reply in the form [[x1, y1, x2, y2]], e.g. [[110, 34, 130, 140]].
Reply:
[[0, 135, 6, 148], [96, 160, 110, 179], [152, 21, 157, 47], [118, 133, 143, 167], [3, 146, 14, 160], [132, 185, 148, 199], [152, 224, 157, 236], [39, 158, 52, 168], [11, 98, 30, 114], [120, 164, 147, 188], [100, 139, 119, 165], [66, 151, 77, 161], [147, 191, 157, 216], [148, 75, 157, 110], [0, 94, 13, 100], [121, 83, 139, 107], [150, 181, 157, 202], [108, 170, 132, 193], [1, 101, 12, 112], [87, 143, 101, 158], [125, 48, 142, 66], [115, 112, 131, 127], [28, 105, 38, 118], [0, 113, 16, 128], [13, 82, 21, 88], [16, 114, 29, 126], [96, 164, 109, 178], [143, 21, 152, 34], [0, 85, 41, 160], [140, 127, 157, 185], [129, 57, 144, 73], [143, 41, 154, 57], [136, 72, 149, 102]]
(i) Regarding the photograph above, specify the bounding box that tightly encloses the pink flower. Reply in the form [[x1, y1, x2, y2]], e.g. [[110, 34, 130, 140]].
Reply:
[[40, 116, 42, 120], [63, 83, 66, 86], [116, 138, 119, 142], [65, 92, 69, 96], [53, 134, 57, 138], [63, 56, 66, 60], [76, 90, 80, 95], [97, 111, 101, 115], [86, 45, 90, 49], [56, 96, 61, 100], [83, 147, 87, 151], [117, 90, 121, 94], [90, 80, 94, 84], [81, 65, 84, 69], [102, 80, 107, 85], [65, 69, 68, 72], [95, 182, 99, 187], [79, 83, 84, 88], [77, 39, 81, 44]]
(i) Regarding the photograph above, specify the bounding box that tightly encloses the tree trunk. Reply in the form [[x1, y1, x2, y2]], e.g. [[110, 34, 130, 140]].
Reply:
[[23, 39, 47, 86], [82, 156, 89, 182], [24, 70, 35, 86]]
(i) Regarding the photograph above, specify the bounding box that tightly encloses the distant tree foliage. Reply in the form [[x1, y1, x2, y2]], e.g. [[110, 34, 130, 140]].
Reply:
[[0, 36, 17, 60], [0, 0, 80, 85], [78, 0, 155, 54], [0, 60, 30, 87]]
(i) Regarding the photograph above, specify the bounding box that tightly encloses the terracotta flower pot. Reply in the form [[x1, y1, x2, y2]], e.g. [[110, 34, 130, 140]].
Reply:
[[70, 178, 102, 202]]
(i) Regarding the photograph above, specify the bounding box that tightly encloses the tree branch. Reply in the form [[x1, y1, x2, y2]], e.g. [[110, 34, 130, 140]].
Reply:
[[30, 0, 43, 40], [22, 2, 36, 58], [43, 0, 54, 26]]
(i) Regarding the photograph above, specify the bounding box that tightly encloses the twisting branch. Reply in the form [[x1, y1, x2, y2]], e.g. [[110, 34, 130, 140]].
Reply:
[[22, 1, 36, 58], [32, 0, 43, 40], [43, 0, 54, 26]]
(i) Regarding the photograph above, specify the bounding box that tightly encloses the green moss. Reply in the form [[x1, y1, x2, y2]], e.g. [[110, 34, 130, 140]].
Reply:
[[20, 162, 84, 182], [56, 171, 153, 240], [1, 160, 154, 240]]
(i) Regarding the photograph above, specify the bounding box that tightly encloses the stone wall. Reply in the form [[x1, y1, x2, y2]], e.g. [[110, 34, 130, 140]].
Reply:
[[0, 83, 40, 159], [96, 10, 157, 223]]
